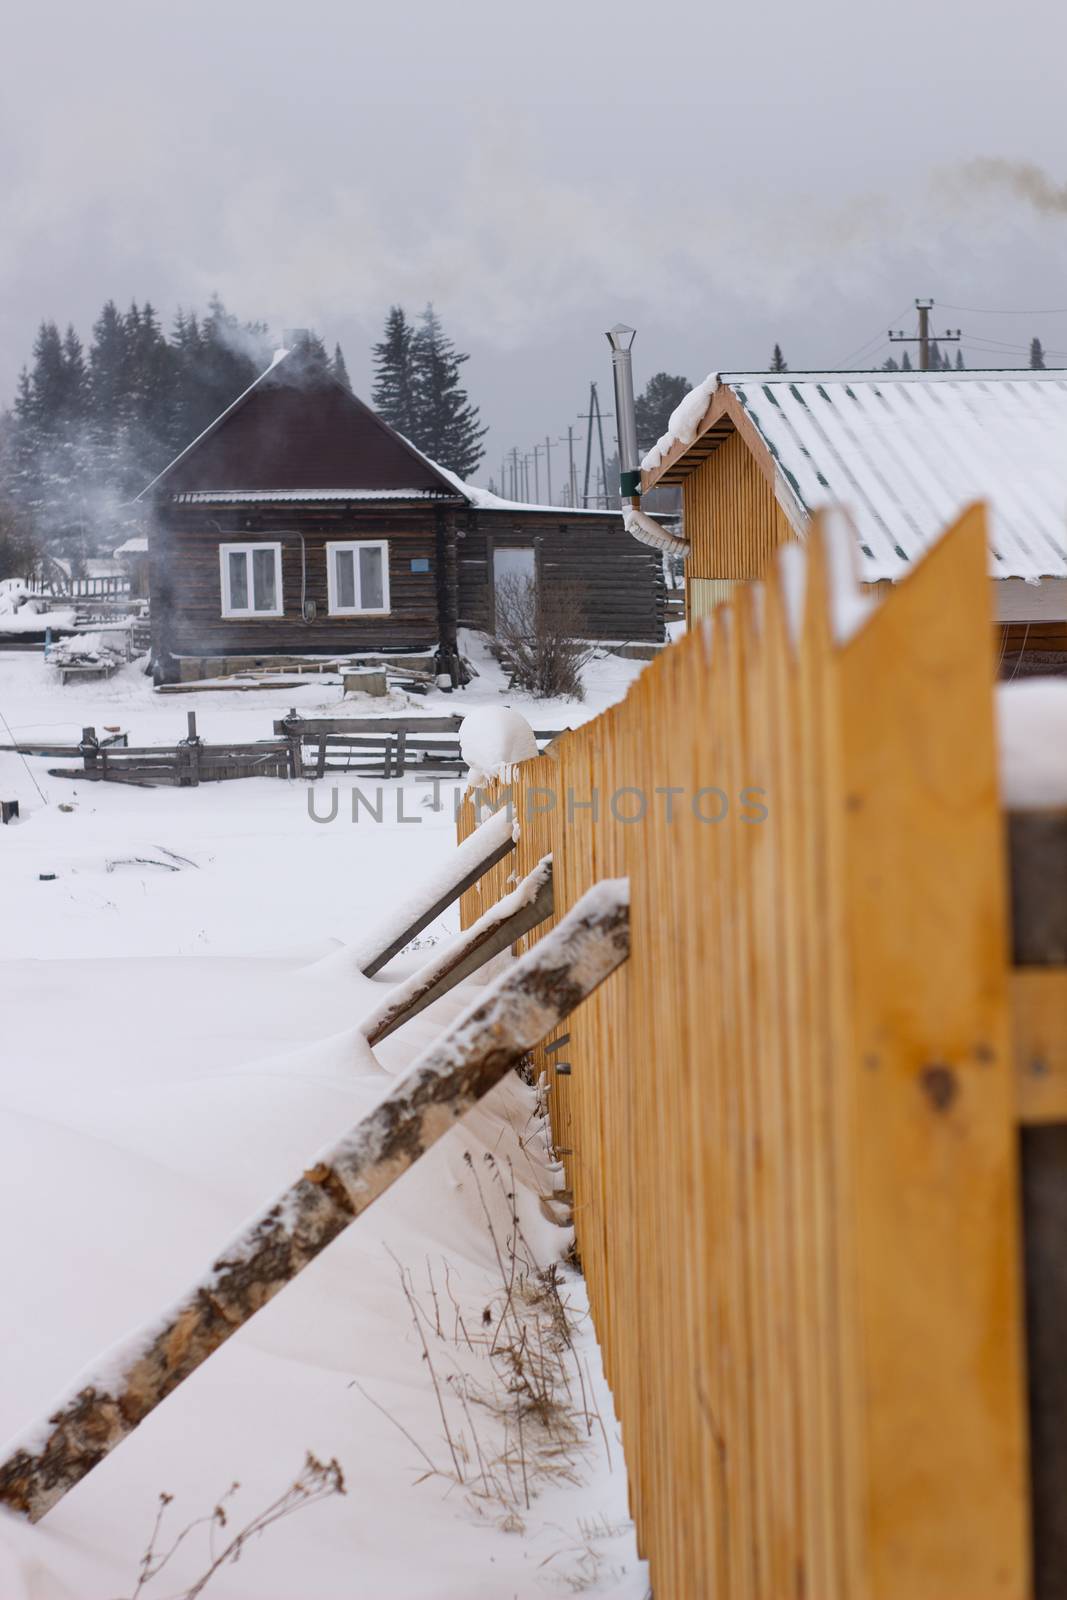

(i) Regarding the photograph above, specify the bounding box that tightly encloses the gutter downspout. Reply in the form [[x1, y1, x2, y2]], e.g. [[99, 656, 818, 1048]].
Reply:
[[606, 324, 690, 559]]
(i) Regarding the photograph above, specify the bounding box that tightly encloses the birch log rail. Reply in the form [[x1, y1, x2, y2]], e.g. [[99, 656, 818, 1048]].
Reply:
[[357, 805, 517, 977], [0, 879, 630, 1523], [363, 857, 554, 1045]]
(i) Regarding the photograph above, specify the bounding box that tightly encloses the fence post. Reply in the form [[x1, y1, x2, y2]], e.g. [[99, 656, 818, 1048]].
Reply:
[[280, 709, 304, 780], [179, 712, 201, 788], [831, 505, 1028, 1598], [80, 726, 98, 780]]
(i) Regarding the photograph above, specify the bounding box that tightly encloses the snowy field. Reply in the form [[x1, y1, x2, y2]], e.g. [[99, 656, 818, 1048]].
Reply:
[[0, 642, 650, 1599]]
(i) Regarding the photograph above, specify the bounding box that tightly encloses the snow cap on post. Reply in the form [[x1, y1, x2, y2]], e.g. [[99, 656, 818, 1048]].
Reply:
[[460, 708, 538, 787]]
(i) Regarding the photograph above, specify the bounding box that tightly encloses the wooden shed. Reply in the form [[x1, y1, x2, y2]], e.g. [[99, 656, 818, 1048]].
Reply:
[[139, 346, 663, 683], [640, 369, 1067, 674]]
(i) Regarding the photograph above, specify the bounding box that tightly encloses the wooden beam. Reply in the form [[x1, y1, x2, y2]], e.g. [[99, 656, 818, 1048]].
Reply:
[[1009, 811, 1067, 965], [359, 811, 516, 977], [364, 858, 553, 1045], [1013, 969, 1067, 1124], [0, 880, 629, 1523], [1010, 808, 1067, 1595]]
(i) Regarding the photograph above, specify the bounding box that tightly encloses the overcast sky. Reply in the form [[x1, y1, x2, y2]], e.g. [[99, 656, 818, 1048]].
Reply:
[[5, 0, 1067, 485]]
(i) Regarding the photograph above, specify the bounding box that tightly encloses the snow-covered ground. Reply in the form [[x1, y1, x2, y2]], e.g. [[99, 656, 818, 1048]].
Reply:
[[0, 642, 650, 1598]]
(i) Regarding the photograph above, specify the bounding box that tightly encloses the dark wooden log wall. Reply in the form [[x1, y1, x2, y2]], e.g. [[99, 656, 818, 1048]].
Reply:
[[151, 499, 665, 677], [457, 507, 665, 642], [154, 500, 446, 662]]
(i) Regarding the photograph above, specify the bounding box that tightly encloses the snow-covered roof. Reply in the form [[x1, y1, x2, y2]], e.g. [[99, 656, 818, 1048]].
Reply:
[[113, 536, 148, 556], [642, 370, 1067, 582], [429, 460, 621, 519], [172, 489, 450, 504]]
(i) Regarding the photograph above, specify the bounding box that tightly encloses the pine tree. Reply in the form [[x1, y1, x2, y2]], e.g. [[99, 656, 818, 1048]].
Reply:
[[123, 301, 175, 483], [882, 356, 900, 371], [9, 321, 95, 554], [0, 494, 37, 581], [955, 350, 965, 370], [770, 343, 788, 373], [1031, 337, 1046, 370], [331, 343, 352, 392], [372, 306, 418, 436], [197, 295, 269, 433], [89, 302, 130, 434], [634, 372, 690, 454], [169, 309, 204, 449], [60, 326, 89, 420], [409, 304, 487, 477], [284, 331, 331, 385], [901, 351, 913, 371], [0, 294, 269, 561]]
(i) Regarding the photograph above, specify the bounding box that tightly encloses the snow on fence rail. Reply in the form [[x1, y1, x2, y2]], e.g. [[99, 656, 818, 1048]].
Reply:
[[458, 505, 1067, 1600]]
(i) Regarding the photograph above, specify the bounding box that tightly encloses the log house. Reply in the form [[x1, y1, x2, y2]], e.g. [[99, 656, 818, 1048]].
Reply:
[[139, 344, 663, 683]]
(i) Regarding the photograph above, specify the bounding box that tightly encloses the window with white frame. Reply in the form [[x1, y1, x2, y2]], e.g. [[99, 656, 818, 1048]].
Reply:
[[326, 540, 390, 616], [219, 542, 283, 618]]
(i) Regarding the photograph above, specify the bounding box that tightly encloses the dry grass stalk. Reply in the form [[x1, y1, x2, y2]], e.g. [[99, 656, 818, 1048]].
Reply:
[[358, 1139, 607, 1533], [121, 1453, 345, 1600]]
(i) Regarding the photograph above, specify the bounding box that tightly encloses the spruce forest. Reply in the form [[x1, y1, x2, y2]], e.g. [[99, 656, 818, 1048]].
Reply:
[[0, 299, 487, 573]]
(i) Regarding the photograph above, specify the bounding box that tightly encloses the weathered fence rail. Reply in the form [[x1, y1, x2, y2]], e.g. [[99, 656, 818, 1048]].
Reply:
[[459, 505, 1064, 1600], [37, 713, 566, 787], [274, 712, 563, 781]]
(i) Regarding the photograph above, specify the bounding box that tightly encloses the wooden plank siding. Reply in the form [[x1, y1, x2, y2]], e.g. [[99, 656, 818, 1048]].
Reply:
[[457, 507, 665, 642], [683, 426, 797, 582], [458, 506, 1032, 1600], [152, 501, 664, 669], [153, 501, 445, 659]]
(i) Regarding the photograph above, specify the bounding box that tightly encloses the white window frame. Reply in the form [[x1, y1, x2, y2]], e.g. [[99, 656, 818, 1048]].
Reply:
[[326, 539, 391, 617], [219, 541, 284, 619]]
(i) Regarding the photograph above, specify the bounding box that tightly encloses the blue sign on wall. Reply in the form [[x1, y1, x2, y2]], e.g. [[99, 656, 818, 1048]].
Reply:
[[410, 558, 430, 573]]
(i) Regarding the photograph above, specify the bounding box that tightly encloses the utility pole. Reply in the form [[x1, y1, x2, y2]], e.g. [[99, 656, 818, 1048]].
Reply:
[[544, 435, 554, 504], [532, 443, 542, 503], [579, 383, 612, 507], [889, 298, 961, 370], [560, 426, 580, 509]]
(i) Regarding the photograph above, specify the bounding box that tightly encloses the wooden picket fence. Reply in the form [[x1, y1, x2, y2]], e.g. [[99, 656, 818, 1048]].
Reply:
[[459, 505, 1067, 1599]]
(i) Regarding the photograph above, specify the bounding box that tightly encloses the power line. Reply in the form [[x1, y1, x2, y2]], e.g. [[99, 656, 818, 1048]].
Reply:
[[959, 333, 1067, 357], [0, 705, 47, 803], [939, 302, 1067, 316], [837, 306, 915, 368]]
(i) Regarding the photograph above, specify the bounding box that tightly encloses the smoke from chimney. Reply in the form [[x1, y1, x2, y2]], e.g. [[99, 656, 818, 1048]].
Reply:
[[957, 159, 1067, 216]]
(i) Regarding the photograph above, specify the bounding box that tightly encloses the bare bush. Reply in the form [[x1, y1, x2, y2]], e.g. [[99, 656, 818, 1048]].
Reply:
[[493, 575, 596, 701]]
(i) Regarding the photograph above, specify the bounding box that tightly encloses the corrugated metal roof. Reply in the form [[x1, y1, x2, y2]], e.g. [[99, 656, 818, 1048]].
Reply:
[[677, 371, 1067, 582]]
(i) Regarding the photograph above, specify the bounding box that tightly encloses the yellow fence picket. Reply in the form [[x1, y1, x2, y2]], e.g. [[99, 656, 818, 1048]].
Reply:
[[457, 503, 1032, 1599]]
